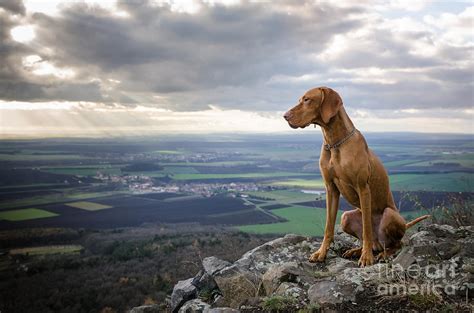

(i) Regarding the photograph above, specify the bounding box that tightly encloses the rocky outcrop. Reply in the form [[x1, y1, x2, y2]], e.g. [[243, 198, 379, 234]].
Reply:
[[132, 223, 474, 312]]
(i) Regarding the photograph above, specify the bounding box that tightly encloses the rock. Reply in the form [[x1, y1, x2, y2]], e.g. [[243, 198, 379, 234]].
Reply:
[[129, 304, 162, 313], [409, 230, 435, 246], [192, 270, 218, 293], [203, 257, 231, 275], [308, 280, 344, 305], [412, 244, 439, 264], [434, 241, 461, 260], [462, 263, 474, 274], [213, 267, 261, 308], [178, 299, 210, 313], [275, 282, 306, 301], [393, 246, 416, 268], [167, 225, 474, 312], [231, 234, 316, 274], [340, 263, 390, 287], [210, 234, 323, 308], [261, 262, 299, 294], [456, 226, 474, 238], [331, 227, 359, 255], [423, 224, 456, 238], [171, 278, 197, 312], [207, 308, 240, 313], [327, 257, 357, 273]]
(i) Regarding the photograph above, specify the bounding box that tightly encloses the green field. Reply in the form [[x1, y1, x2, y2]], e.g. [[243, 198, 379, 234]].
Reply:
[[271, 178, 325, 189], [370, 145, 427, 154], [66, 201, 112, 211], [247, 189, 319, 203], [383, 159, 421, 167], [389, 173, 472, 192], [0, 183, 64, 190], [0, 208, 58, 221], [40, 167, 122, 176], [266, 172, 473, 192], [237, 206, 430, 237], [237, 206, 335, 237], [9, 245, 83, 256], [0, 153, 86, 161], [153, 150, 183, 154], [121, 171, 167, 178], [407, 158, 474, 168], [163, 166, 199, 174], [0, 190, 125, 210]]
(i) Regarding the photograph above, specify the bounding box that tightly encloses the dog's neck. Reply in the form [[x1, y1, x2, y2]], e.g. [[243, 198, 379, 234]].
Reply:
[[320, 107, 355, 146]]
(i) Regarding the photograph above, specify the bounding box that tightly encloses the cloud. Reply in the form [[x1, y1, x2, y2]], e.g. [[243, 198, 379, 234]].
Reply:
[[0, 0, 472, 134], [25, 0, 363, 109], [0, 2, 106, 103], [0, 0, 25, 15]]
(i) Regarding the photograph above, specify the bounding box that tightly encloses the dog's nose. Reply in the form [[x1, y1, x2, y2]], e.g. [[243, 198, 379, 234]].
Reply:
[[283, 111, 292, 121]]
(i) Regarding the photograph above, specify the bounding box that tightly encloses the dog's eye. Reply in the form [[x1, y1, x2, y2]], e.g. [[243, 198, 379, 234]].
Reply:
[[304, 98, 311, 103]]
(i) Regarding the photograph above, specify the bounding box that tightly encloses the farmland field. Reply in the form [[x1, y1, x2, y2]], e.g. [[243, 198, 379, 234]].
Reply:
[[247, 190, 320, 203], [237, 206, 330, 236], [40, 166, 122, 176], [389, 173, 472, 192], [237, 206, 431, 237], [268, 173, 473, 192], [65, 201, 112, 211], [0, 208, 58, 221], [0, 193, 279, 230], [271, 178, 325, 189], [0, 133, 471, 232], [0, 133, 471, 313], [9, 245, 83, 256]]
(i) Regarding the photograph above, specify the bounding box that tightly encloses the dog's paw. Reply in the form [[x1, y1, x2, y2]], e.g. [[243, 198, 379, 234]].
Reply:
[[342, 247, 362, 259], [358, 249, 375, 267], [375, 251, 387, 262], [308, 248, 327, 263]]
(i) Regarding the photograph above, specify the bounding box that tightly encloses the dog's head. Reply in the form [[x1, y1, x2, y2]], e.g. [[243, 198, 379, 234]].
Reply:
[[283, 87, 343, 129]]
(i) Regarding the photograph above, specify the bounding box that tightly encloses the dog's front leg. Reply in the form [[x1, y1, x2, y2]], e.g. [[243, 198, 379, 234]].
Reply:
[[358, 184, 375, 267], [309, 183, 340, 263]]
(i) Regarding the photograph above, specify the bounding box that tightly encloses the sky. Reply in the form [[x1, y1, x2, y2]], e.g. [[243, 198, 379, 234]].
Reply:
[[0, 0, 473, 137]]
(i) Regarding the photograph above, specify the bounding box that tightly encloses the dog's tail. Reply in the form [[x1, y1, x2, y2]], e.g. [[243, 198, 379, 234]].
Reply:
[[406, 215, 430, 229]]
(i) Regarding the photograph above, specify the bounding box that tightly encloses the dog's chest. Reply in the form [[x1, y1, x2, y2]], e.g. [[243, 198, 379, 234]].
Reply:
[[322, 151, 348, 178], [322, 152, 360, 206]]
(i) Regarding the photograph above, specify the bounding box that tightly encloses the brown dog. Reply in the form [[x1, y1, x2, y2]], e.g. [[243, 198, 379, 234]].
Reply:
[[284, 86, 429, 267]]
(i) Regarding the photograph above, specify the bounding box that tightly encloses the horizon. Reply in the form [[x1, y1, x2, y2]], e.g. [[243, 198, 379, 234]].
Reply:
[[1, 130, 473, 141], [0, 0, 473, 137]]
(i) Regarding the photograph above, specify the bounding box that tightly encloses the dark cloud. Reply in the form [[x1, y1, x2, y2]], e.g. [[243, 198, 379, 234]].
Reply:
[[28, 1, 363, 107], [0, 0, 472, 117], [0, 0, 25, 15], [0, 3, 105, 103]]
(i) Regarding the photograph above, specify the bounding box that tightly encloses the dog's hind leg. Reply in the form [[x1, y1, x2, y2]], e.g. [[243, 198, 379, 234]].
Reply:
[[341, 209, 363, 239], [375, 208, 406, 260], [340, 208, 385, 259], [342, 247, 363, 258], [340, 209, 364, 259]]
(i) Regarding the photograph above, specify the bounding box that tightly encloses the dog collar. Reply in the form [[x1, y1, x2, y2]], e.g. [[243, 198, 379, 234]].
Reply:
[[324, 128, 357, 151]]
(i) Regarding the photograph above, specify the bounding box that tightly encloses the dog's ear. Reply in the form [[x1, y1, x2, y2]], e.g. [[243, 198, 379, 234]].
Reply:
[[320, 87, 342, 124]]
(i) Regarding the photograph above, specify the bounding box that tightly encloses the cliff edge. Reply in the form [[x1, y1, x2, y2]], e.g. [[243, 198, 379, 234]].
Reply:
[[132, 223, 473, 312]]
